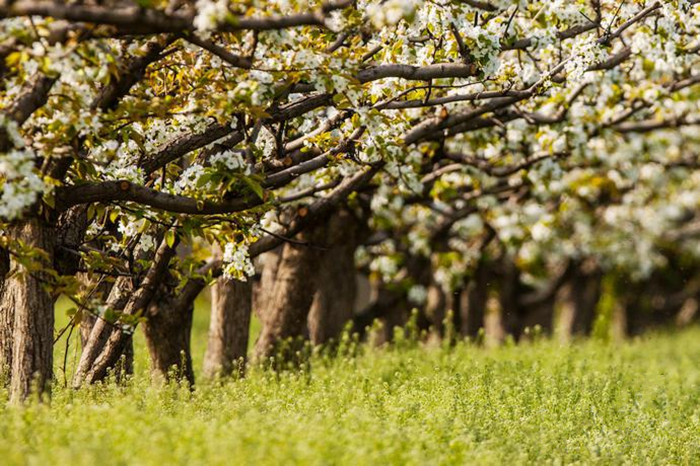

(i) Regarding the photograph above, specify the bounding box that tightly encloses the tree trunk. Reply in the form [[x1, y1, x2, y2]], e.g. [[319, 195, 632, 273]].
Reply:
[[0, 219, 55, 402], [142, 272, 196, 385], [142, 239, 198, 384], [73, 275, 133, 388], [73, 236, 175, 387], [253, 248, 281, 323], [253, 230, 323, 364], [517, 297, 556, 338], [307, 210, 360, 345], [79, 312, 134, 381], [570, 266, 603, 336], [76, 273, 134, 382], [461, 259, 490, 338], [0, 246, 12, 381], [352, 278, 405, 344], [424, 282, 447, 339], [499, 258, 525, 339], [447, 288, 462, 341], [203, 277, 252, 378]]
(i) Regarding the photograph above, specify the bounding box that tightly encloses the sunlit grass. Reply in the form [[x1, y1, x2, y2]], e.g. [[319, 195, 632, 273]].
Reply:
[[3, 310, 700, 465]]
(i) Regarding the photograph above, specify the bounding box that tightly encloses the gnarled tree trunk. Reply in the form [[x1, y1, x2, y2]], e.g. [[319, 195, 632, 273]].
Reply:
[[203, 277, 252, 378], [141, 239, 199, 384], [79, 312, 134, 381], [352, 278, 406, 345], [460, 259, 490, 338], [253, 248, 281, 323], [142, 270, 197, 385], [73, 236, 175, 388], [76, 273, 134, 383], [73, 275, 133, 388], [424, 281, 447, 340], [307, 209, 360, 346], [0, 218, 55, 402], [560, 263, 602, 337], [499, 258, 525, 339], [253, 229, 324, 363], [0, 245, 12, 381]]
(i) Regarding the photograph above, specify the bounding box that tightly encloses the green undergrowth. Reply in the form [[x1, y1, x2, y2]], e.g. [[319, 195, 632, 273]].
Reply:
[[1, 321, 700, 465]]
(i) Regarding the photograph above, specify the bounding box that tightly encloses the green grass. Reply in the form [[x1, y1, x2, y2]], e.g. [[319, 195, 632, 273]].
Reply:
[[2, 303, 700, 465]]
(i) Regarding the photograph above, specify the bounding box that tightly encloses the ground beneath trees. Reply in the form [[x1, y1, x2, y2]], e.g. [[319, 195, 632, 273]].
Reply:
[[1, 306, 699, 464]]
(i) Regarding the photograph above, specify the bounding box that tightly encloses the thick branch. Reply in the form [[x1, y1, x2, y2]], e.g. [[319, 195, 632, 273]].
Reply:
[[357, 63, 478, 83], [0, 74, 56, 151], [0, 1, 351, 34], [91, 36, 172, 111], [56, 180, 261, 214]]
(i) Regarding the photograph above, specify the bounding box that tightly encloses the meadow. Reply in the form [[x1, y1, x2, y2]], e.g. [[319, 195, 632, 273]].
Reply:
[[0, 299, 697, 465]]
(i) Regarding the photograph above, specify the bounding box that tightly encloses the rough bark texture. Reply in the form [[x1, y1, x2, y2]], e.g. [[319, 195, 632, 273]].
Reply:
[[460, 259, 490, 338], [75, 273, 134, 382], [54, 205, 88, 275], [568, 265, 603, 336], [73, 236, 175, 387], [0, 219, 55, 401], [499, 259, 525, 339], [81, 330, 134, 386], [253, 229, 324, 363], [0, 246, 12, 381], [143, 271, 196, 385], [203, 277, 252, 378], [424, 281, 447, 338], [253, 248, 281, 322], [73, 275, 132, 388], [79, 312, 134, 381], [307, 210, 360, 345]]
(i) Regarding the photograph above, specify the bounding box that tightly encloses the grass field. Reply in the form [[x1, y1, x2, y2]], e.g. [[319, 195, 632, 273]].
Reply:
[[0, 301, 699, 465]]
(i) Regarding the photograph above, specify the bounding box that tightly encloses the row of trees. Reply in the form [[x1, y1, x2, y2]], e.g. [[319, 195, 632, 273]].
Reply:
[[2, 0, 700, 402]]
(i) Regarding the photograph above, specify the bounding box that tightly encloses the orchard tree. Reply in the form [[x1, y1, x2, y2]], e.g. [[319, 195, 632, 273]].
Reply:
[[2, 0, 700, 401]]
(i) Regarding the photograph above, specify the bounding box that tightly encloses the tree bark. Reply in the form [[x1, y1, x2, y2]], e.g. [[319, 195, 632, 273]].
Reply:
[[517, 296, 556, 338], [253, 248, 281, 323], [253, 229, 324, 364], [424, 281, 447, 339], [567, 265, 603, 336], [74, 273, 134, 382], [0, 219, 55, 401], [499, 258, 524, 339], [352, 278, 405, 344], [460, 259, 490, 338], [0, 246, 12, 382], [79, 312, 134, 381], [73, 275, 133, 388], [73, 236, 176, 388], [203, 277, 252, 378], [307, 209, 360, 345], [142, 271, 196, 385]]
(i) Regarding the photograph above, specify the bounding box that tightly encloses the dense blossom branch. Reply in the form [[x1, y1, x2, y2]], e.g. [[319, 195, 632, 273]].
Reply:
[[0, 1, 353, 34], [4, 0, 700, 337], [56, 180, 262, 215]]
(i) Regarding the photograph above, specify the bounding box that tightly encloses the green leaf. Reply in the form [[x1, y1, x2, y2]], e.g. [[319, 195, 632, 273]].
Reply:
[[165, 230, 176, 248], [240, 176, 265, 199], [197, 173, 212, 187]]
